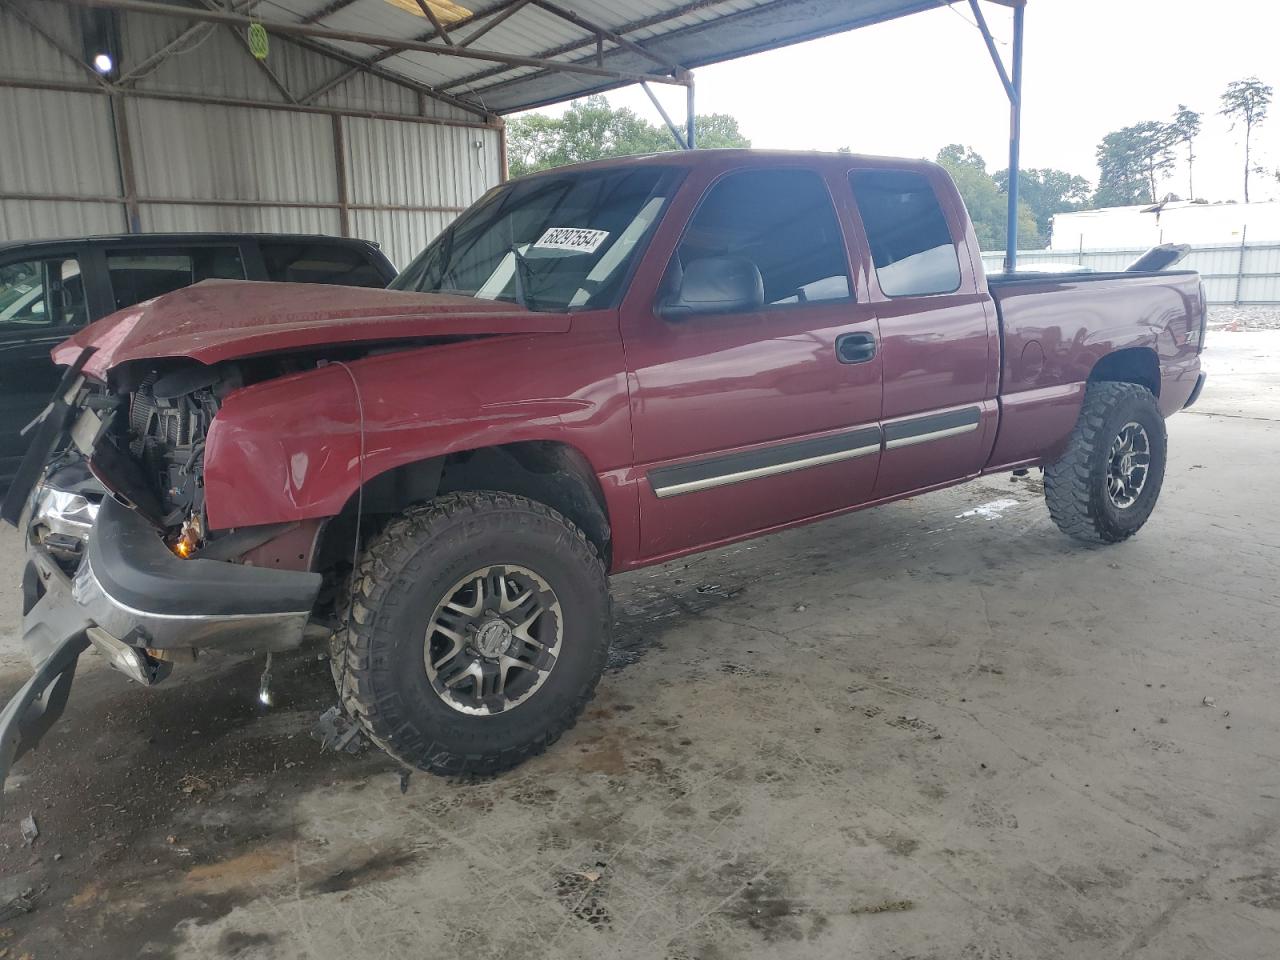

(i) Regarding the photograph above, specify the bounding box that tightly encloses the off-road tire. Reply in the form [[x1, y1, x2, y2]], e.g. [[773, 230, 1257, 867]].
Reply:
[[333, 491, 611, 776], [1044, 381, 1167, 544]]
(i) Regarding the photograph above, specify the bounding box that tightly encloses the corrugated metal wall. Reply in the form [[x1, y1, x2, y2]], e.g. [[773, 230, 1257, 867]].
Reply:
[[345, 117, 501, 271], [981, 244, 1280, 304], [0, 2, 502, 270]]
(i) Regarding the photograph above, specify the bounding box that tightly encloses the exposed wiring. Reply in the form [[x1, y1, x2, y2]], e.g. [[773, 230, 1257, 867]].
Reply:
[[331, 361, 366, 714]]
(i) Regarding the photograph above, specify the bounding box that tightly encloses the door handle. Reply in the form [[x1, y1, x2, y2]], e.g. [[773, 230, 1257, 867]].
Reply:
[[836, 332, 877, 364]]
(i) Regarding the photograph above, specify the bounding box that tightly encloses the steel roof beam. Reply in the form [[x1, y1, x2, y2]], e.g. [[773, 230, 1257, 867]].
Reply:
[[442, 0, 731, 93], [640, 80, 687, 150], [56, 0, 688, 86], [457, 0, 533, 48], [963, 0, 1027, 271], [301, 0, 361, 23], [532, 0, 680, 74], [282, 34, 496, 117], [0, 74, 497, 129], [413, 0, 455, 45], [966, 0, 1016, 103]]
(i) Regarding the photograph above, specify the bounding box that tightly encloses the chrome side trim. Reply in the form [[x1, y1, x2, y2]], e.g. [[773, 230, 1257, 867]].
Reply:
[[653, 442, 880, 498], [884, 421, 979, 450]]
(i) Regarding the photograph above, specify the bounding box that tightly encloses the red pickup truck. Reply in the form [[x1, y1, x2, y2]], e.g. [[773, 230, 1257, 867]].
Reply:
[[1, 151, 1206, 786]]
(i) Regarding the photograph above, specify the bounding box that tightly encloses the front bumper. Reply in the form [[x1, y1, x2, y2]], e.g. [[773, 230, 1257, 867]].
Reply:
[[2, 497, 322, 792]]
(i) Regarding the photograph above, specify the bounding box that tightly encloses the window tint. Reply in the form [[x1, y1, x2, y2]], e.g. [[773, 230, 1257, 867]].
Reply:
[[0, 258, 86, 331], [672, 169, 850, 308], [849, 170, 961, 297], [107, 246, 244, 310], [260, 243, 385, 288]]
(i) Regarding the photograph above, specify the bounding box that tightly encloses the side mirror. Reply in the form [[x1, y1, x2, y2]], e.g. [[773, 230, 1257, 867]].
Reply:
[[661, 256, 764, 319]]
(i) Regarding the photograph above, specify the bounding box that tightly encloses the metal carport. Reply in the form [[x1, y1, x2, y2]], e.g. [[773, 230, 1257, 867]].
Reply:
[[3, 0, 1028, 268]]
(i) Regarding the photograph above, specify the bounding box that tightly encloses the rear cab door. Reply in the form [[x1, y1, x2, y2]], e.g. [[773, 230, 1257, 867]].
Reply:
[[620, 156, 884, 562], [844, 161, 1001, 497]]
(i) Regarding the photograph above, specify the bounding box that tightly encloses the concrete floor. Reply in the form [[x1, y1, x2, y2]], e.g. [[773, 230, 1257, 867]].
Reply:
[[1, 333, 1278, 960]]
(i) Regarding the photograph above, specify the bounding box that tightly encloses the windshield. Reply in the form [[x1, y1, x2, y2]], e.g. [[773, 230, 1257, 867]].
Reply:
[[391, 166, 681, 312]]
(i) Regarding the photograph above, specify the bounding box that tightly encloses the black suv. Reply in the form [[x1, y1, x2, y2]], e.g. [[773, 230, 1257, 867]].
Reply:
[[0, 233, 396, 490]]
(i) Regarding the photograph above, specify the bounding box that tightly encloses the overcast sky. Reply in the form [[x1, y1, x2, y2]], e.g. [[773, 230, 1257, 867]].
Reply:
[[520, 0, 1279, 203]]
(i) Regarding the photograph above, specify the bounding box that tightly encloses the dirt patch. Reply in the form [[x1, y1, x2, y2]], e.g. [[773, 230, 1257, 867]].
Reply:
[[184, 847, 293, 894], [554, 867, 612, 928], [875, 832, 921, 857], [0, 647, 395, 959], [218, 930, 278, 956], [1230, 869, 1280, 910], [571, 736, 629, 775], [306, 848, 420, 895], [850, 898, 915, 915], [722, 869, 807, 943]]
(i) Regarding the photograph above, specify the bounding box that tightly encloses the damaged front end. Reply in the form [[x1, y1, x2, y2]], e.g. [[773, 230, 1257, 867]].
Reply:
[[1, 351, 323, 792]]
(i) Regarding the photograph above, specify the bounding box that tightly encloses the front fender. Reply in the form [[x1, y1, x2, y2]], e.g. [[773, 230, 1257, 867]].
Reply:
[[202, 328, 632, 530]]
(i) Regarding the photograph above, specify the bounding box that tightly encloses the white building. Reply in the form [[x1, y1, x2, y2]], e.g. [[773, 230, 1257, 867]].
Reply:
[[1050, 200, 1280, 251]]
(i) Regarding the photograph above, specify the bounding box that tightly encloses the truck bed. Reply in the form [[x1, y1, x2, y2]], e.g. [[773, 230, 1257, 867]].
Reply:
[[982, 269, 1205, 470]]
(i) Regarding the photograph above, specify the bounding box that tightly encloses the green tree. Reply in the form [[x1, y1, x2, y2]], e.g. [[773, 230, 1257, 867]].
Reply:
[[994, 167, 1093, 243], [1219, 77, 1273, 202], [1094, 122, 1176, 207], [506, 95, 749, 177], [1170, 104, 1202, 200], [689, 112, 753, 150], [935, 145, 1037, 250]]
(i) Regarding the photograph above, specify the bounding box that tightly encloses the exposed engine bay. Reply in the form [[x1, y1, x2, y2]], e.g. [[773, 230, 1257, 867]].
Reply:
[[25, 346, 393, 572]]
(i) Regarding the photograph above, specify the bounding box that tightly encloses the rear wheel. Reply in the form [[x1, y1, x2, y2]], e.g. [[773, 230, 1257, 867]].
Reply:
[[333, 491, 611, 776], [1044, 381, 1167, 544]]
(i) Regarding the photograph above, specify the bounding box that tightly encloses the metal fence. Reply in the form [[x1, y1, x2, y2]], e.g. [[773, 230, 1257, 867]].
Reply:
[[980, 242, 1280, 304]]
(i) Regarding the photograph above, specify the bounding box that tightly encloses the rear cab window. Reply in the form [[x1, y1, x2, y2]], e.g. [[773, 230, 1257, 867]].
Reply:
[[106, 245, 245, 310], [849, 169, 961, 297], [0, 257, 87, 332], [259, 242, 386, 288], [670, 168, 851, 309]]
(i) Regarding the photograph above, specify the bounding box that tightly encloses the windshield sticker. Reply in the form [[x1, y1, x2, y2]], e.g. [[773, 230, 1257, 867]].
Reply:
[[532, 227, 609, 254]]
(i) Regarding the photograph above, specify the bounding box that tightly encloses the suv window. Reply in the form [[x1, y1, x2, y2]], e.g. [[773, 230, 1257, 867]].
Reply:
[[0, 258, 87, 331], [673, 169, 850, 309], [260, 242, 385, 288], [107, 246, 245, 310], [849, 170, 961, 297]]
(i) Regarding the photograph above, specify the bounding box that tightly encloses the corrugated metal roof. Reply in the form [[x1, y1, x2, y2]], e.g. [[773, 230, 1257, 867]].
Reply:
[[243, 0, 950, 114]]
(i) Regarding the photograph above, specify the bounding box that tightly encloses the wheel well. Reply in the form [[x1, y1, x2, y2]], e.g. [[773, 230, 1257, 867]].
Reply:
[[1089, 347, 1160, 397], [315, 441, 613, 573]]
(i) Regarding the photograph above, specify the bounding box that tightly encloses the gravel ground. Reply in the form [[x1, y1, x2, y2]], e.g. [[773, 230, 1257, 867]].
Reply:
[[1207, 304, 1280, 331]]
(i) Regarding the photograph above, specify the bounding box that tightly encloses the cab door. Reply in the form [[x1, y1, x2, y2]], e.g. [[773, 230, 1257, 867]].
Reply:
[[845, 166, 1000, 498], [0, 250, 96, 488], [620, 164, 883, 561]]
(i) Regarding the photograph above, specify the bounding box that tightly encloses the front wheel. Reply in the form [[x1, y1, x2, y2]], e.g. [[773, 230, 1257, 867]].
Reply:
[[333, 491, 612, 776], [1044, 381, 1168, 544]]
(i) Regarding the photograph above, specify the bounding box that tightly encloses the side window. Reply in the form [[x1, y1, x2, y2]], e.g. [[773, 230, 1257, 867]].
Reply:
[[106, 246, 245, 310], [259, 243, 386, 288], [849, 170, 961, 297], [0, 258, 86, 331], [672, 169, 850, 309]]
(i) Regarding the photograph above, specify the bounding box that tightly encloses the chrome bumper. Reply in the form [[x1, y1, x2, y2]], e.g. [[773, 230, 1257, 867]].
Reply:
[[2, 498, 322, 794], [23, 541, 316, 665]]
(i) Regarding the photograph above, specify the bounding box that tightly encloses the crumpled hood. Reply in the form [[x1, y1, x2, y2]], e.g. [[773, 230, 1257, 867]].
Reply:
[[53, 280, 569, 378]]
